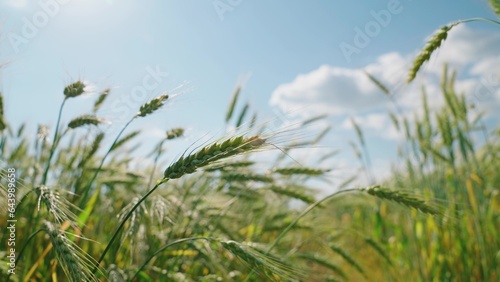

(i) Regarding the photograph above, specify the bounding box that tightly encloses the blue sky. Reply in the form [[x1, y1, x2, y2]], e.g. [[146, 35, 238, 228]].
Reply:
[[1, 0, 499, 187]]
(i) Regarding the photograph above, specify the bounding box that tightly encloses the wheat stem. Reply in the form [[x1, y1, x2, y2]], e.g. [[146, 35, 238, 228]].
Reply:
[[41, 98, 66, 185], [266, 188, 357, 255], [408, 18, 500, 83], [78, 117, 134, 207], [92, 179, 166, 275], [130, 237, 210, 281], [8, 229, 44, 280]]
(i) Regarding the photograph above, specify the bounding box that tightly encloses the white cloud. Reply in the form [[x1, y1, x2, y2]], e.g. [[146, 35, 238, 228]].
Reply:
[[3, 0, 28, 9], [342, 113, 386, 131], [270, 52, 407, 117], [340, 113, 404, 141], [270, 24, 500, 134], [424, 24, 500, 74]]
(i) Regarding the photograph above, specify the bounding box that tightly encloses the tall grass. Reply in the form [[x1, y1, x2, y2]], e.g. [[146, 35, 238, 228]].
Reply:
[[1, 79, 430, 281], [346, 66, 499, 281], [1, 3, 499, 281]]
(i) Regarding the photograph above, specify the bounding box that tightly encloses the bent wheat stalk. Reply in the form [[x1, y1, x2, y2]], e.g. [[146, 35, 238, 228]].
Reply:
[[42, 81, 89, 185], [407, 18, 500, 83]]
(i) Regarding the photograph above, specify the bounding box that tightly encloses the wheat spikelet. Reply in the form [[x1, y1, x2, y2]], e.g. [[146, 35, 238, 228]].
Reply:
[[226, 185, 261, 200], [363, 186, 441, 215], [36, 186, 78, 225], [407, 23, 459, 83], [37, 124, 50, 142], [0, 183, 7, 214], [136, 94, 169, 117], [205, 160, 255, 172], [364, 238, 392, 265], [236, 102, 250, 128], [329, 244, 365, 276], [0, 93, 6, 130], [163, 135, 266, 179], [0, 93, 3, 117], [268, 185, 315, 204], [490, 0, 500, 17], [68, 115, 103, 129], [295, 252, 347, 280], [150, 195, 174, 226], [84, 132, 105, 161], [64, 81, 87, 98], [226, 86, 241, 122], [110, 130, 140, 151], [93, 88, 110, 112], [42, 221, 99, 282], [117, 196, 146, 240], [388, 112, 400, 131], [222, 173, 273, 183], [220, 240, 300, 281], [273, 167, 328, 176], [166, 128, 184, 140], [107, 264, 128, 282], [365, 71, 390, 96]]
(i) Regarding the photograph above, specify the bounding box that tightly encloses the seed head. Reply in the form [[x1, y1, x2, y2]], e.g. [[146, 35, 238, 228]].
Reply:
[[166, 128, 184, 140], [163, 135, 266, 180], [42, 221, 99, 282], [137, 94, 169, 117], [93, 88, 110, 112], [363, 185, 441, 215], [407, 23, 458, 83], [68, 115, 103, 129], [64, 81, 87, 98]]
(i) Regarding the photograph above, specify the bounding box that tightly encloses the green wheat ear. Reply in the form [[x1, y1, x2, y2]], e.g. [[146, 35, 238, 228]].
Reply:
[[407, 22, 459, 83], [67, 114, 104, 129], [42, 221, 100, 282], [136, 94, 169, 117], [93, 88, 110, 112], [163, 135, 266, 180], [363, 186, 441, 215], [166, 127, 184, 139], [64, 81, 87, 98], [490, 0, 500, 17], [0, 93, 6, 130], [220, 240, 302, 281]]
